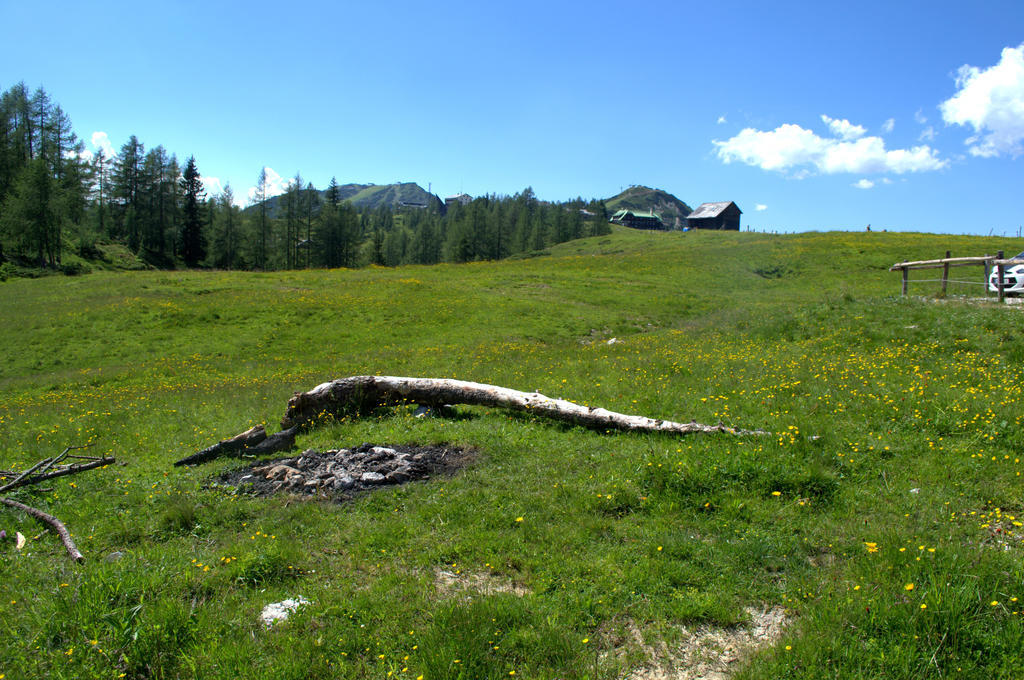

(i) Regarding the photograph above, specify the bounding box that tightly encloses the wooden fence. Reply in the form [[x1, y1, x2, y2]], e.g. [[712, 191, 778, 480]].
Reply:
[[889, 250, 1024, 302]]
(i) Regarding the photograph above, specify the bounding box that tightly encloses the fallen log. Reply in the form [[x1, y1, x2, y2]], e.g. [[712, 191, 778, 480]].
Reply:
[[181, 376, 768, 467], [247, 426, 299, 454], [173, 425, 298, 467], [173, 424, 268, 467], [282, 376, 768, 435]]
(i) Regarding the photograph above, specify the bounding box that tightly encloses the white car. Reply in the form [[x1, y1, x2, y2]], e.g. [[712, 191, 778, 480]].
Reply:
[[988, 251, 1024, 295]]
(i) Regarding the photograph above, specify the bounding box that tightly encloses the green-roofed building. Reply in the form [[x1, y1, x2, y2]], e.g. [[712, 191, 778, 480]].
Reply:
[[609, 209, 665, 230]]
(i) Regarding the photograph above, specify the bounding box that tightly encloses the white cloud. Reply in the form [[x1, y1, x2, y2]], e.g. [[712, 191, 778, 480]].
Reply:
[[90, 131, 116, 159], [914, 109, 928, 124], [716, 115, 727, 124], [919, 126, 936, 141], [882, 118, 895, 133], [853, 179, 875, 189], [204, 175, 225, 198], [940, 43, 1024, 157], [77, 131, 118, 163], [246, 166, 291, 205], [716, 124, 826, 172], [714, 116, 947, 176], [203, 178, 245, 206], [755, 204, 767, 211], [821, 115, 866, 141]]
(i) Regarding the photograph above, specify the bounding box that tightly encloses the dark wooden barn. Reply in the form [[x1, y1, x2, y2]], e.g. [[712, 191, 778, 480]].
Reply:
[[686, 202, 742, 230], [609, 209, 665, 230]]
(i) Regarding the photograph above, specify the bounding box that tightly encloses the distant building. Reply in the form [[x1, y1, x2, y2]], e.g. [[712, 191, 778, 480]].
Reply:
[[445, 193, 472, 208], [686, 202, 742, 230], [609, 209, 665, 230]]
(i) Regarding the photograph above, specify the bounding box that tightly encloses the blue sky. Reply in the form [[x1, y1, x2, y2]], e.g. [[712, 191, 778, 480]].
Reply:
[[2, 0, 1023, 234]]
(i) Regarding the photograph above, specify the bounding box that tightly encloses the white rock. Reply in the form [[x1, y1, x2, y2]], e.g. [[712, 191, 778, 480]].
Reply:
[[260, 596, 311, 627]]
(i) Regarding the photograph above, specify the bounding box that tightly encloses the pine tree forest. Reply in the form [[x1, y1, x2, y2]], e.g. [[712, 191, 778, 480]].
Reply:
[[0, 82, 613, 277]]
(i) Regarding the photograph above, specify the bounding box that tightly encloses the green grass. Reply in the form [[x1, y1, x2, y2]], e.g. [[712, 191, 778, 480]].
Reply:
[[2, 228, 1024, 678], [348, 184, 389, 205]]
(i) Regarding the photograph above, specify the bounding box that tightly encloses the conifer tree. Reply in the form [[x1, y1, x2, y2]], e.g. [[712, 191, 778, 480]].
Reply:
[[140, 146, 168, 256], [254, 167, 268, 270], [282, 173, 302, 268], [219, 184, 237, 268], [0, 158, 61, 266], [178, 155, 206, 267], [112, 135, 144, 248], [90, 148, 109, 241], [304, 181, 318, 268], [326, 176, 340, 207]]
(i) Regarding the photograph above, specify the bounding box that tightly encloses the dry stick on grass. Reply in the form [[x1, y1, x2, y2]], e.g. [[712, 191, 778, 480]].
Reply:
[[0, 443, 100, 493], [0, 457, 115, 493], [0, 444, 115, 562], [178, 375, 769, 466], [30, 443, 95, 478], [0, 457, 52, 493], [0, 496, 84, 562]]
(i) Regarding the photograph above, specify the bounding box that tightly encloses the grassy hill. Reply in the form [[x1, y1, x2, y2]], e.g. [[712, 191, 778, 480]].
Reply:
[[341, 182, 440, 210], [605, 185, 693, 229], [2, 228, 1024, 678]]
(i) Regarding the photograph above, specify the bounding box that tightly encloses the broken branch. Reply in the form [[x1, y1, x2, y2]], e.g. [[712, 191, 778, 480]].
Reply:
[[0, 444, 114, 562], [173, 425, 298, 467], [0, 496, 84, 562], [32, 443, 94, 479], [173, 424, 268, 467], [0, 457, 115, 493]]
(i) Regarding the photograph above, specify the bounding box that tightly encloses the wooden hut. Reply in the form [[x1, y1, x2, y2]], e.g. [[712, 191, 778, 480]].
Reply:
[[686, 202, 742, 230]]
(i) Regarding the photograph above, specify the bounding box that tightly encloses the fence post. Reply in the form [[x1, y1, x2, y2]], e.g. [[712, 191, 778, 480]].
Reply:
[[942, 250, 950, 295], [998, 250, 1005, 303], [901, 267, 908, 296]]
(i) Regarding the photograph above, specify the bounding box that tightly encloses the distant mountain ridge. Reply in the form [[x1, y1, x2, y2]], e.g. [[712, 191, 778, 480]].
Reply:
[[604, 186, 693, 229], [336, 182, 441, 210], [246, 182, 440, 217], [245, 181, 693, 229]]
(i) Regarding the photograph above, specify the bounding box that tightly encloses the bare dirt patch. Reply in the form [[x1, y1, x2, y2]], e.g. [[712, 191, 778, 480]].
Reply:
[[434, 568, 530, 598], [213, 443, 475, 501], [920, 295, 1024, 306], [623, 606, 789, 680]]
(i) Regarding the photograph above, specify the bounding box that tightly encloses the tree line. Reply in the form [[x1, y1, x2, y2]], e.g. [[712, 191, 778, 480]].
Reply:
[[0, 82, 612, 275]]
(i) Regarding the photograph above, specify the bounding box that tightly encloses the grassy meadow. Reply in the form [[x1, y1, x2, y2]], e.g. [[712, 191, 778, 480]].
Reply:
[[2, 227, 1024, 679]]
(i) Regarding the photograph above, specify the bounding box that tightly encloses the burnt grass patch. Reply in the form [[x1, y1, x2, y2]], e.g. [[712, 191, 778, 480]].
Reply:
[[212, 443, 476, 501]]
